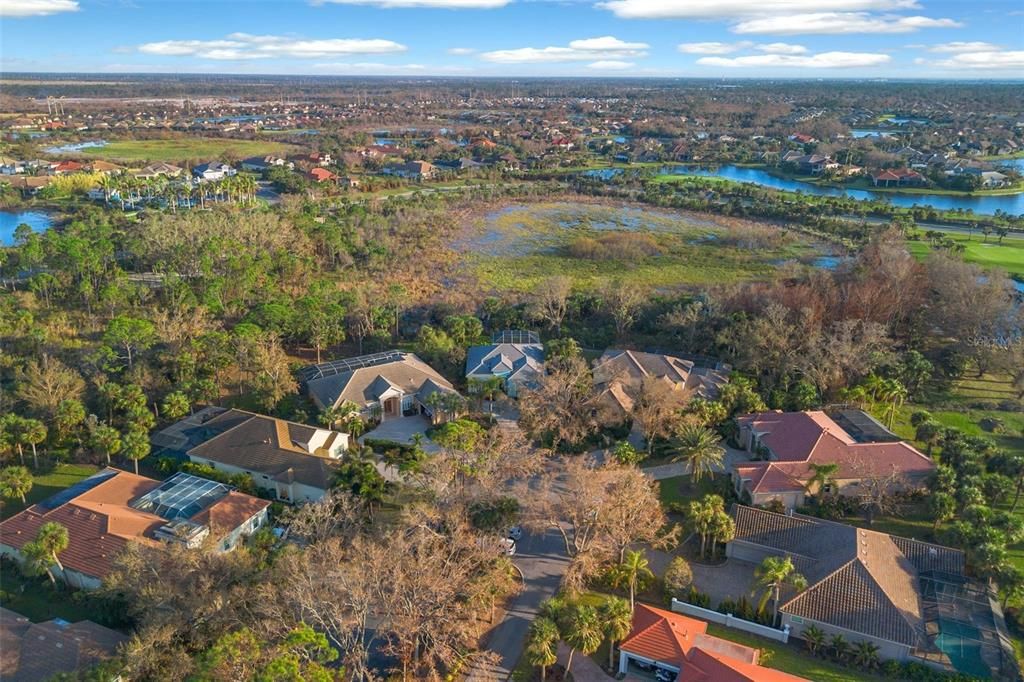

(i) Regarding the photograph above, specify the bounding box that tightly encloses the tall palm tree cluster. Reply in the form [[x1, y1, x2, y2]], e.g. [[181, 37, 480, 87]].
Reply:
[[99, 172, 259, 212]]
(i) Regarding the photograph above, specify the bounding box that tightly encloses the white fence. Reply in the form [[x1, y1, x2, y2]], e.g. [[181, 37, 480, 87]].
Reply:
[[670, 598, 791, 643]]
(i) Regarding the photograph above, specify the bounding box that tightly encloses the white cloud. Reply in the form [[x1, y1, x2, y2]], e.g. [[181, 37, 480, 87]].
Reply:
[[481, 36, 648, 64], [698, 50, 891, 68], [928, 41, 1001, 53], [568, 36, 648, 51], [733, 12, 962, 34], [447, 47, 476, 55], [921, 50, 1024, 70], [599, 0, 920, 20], [756, 42, 808, 54], [677, 42, 752, 54], [0, 0, 78, 17], [312, 62, 430, 73], [317, 0, 508, 7], [138, 34, 407, 60], [587, 60, 636, 70]]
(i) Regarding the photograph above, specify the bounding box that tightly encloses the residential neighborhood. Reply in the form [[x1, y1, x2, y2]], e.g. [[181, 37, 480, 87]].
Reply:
[[1, 17, 1024, 682]]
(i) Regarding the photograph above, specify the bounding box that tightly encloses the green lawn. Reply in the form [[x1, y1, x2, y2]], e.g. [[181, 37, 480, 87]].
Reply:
[[0, 463, 100, 520], [656, 474, 724, 508], [905, 234, 1024, 277], [860, 372, 1024, 577], [59, 137, 297, 164], [704, 624, 884, 682], [0, 560, 97, 623]]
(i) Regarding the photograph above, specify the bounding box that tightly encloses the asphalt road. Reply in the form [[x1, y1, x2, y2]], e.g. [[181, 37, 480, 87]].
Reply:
[[466, 526, 570, 681]]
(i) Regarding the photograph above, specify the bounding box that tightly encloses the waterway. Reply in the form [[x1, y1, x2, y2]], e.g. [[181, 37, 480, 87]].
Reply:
[[44, 140, 107, 154], [661, 165, 1024, 216], [0, 209, 54, 246]]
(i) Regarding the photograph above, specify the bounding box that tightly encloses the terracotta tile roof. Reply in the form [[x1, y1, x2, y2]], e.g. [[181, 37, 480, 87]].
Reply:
[[680, 647, 808, 682], [0, 607, 126, 682], [733, 463, 805, 495], [190, 491, 269, 535], [620, 605, 802, 681], [0, 468, 267, 582], [736, 411, 934, 485], [0, 469, 163, 580], [619, 604, 707, 668], [730, 505, 965, 648]]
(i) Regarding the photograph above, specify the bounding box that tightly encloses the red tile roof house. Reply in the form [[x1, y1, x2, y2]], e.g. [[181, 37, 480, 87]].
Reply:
[[725, 506, 991, 672], [871, 168, 926, 187], [0, 468, 269, 590], [616, 603, 808, 681], [53, 160, 86, 175], [731, 410, 935, 510], [308, 167, 338, 184]]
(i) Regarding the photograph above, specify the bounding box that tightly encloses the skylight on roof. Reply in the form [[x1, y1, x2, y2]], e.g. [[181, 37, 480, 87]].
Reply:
[[131, 472, 230, 521]]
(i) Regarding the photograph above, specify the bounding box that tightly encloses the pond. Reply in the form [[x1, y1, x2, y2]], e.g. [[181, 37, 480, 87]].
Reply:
[[660, 165, 1024, 217], [1, 209, 54, 246], [851, 129, 898, 139], [44, 140, 107, 154]]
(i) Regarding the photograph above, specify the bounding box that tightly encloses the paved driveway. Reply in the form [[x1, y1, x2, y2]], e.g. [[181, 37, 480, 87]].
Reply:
[[646, 547, 759, 608], [640, 445, 750, 481], [360, 416, 440, 453], [556, 642, 611, 682], [466, 526, 570, 680]]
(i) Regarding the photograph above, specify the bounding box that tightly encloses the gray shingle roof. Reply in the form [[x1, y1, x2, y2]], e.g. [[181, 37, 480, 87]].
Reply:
[[186, 410, 339, 491], [304, 352, 456, 410], [465, 342, 544, 382], [731, 505, 965, 648]]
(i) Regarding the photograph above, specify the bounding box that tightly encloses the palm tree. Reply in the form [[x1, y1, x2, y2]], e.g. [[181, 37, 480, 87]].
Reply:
[[90, 424, 122, 465], [611, 549, 654, 609], [670, 423, 725, 483], [562, 604, 602, 676], [802, 624, 826, 656], [688, 494, 727, 560], [6, 416, 27, 466], [880, 378, 908, 429], [862, 374, 886, 406], [99, 174, 118, 203], [852, 640, 880, 669], [597, 596, 633, 671], [805, 462, 839, 501], [753, 555, 808, 624], [121, 428, 150, 474], [24, 521, 69, 584], [0, 465, 33, 504], [22, 419, 46, 469], [524, 617, 559, 682], [829, 634, 850, 663]]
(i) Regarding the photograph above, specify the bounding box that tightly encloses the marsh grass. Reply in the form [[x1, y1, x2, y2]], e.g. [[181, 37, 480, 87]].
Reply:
[[458, 202, 819, 292]]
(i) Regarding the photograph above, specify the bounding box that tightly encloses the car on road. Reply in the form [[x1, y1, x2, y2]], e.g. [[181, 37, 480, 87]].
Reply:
[[498, 537, 516, 556], [508, 526, 522, 541], [654, 668, 675, 682]]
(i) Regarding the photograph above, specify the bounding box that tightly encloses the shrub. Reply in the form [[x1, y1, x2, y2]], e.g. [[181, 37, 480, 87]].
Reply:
[[663, 557, 693, 601], [683, 585, 710, 609], [566, 232, 660, 261]]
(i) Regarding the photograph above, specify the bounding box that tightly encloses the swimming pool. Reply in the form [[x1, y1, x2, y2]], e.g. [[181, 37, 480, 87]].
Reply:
[[934, 619, 990, 679]]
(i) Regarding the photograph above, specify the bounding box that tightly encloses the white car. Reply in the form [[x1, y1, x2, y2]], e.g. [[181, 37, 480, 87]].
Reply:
[[508, 526, 523, 541], [498, 537, 516, 556]]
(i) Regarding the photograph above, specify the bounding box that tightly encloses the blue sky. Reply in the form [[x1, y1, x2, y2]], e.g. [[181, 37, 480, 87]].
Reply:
[[1, 0, 1022, 78]]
